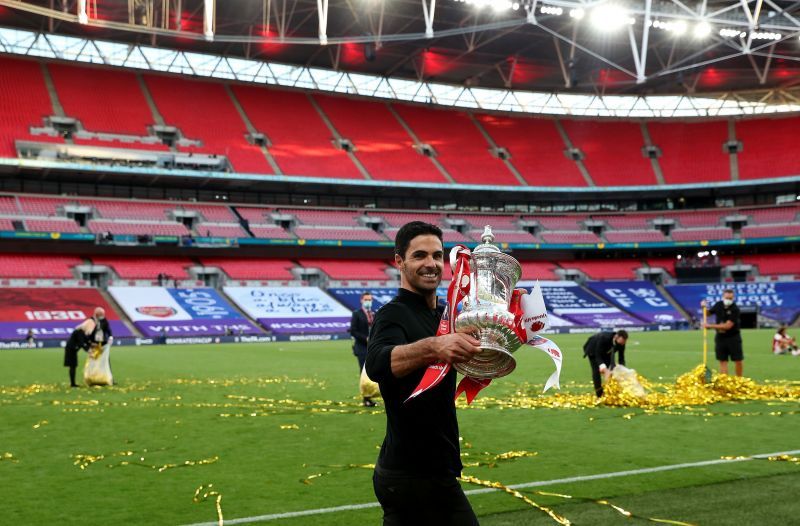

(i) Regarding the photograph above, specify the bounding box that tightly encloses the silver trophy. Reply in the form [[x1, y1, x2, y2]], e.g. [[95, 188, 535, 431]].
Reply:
[[453, 225, 523, 379]]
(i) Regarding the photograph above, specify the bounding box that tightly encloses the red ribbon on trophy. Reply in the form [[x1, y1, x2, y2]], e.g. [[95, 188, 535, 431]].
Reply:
[[405, 245, 472, 402]]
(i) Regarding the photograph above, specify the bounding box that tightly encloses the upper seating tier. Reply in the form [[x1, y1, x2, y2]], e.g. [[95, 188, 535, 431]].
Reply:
[[315, 95, 447, 183], [232, 85, 361, 179], [561, 121, 655, 186], [393, 104, 519, 186], [49, 63, 154, 135], [477, 114, 586, 187], [145, 75, 270, 174]]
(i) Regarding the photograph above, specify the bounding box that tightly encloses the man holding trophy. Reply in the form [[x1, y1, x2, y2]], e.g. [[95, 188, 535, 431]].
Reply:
[[366, 222, 562, 525]]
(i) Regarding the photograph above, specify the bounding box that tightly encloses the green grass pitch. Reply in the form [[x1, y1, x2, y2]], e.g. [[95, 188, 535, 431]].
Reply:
[[1, 329, 799, 525]]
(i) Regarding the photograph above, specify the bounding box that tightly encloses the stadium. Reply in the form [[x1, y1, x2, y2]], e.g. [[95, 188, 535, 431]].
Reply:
[[0, 0, 799, 524]]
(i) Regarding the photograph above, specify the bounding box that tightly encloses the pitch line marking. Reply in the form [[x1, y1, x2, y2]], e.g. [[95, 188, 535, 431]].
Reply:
[[181, 448, 800, 525]]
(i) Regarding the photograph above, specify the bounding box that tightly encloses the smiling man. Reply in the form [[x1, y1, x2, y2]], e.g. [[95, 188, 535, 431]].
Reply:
[[365, 221, 481, 526]]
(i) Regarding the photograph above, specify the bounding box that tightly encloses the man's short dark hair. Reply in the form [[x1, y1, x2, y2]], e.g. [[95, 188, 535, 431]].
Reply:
[[616, 329, 629, 340], [723, 289, 735, 295], [361, 292, 372, 299], [394, 221, 443, 258]]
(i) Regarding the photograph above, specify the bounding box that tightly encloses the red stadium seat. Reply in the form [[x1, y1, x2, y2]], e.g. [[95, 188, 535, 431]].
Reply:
[[144, 75, 270, 174], [393, 104, 520, 186], [476, 114, 586, 187], [314, 95, 447, 183], [91, 256, 193, 279], [561, 120, 656, 186]]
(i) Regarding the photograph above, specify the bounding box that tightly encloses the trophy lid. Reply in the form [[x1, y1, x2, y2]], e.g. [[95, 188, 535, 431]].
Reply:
[[474, 225, 501, 254]]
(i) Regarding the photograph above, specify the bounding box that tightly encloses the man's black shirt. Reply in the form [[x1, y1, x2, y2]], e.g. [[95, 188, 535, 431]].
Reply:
[[709, 301, 741, 340], [583, 332, 626, 369], [365, 288, 462, 477]]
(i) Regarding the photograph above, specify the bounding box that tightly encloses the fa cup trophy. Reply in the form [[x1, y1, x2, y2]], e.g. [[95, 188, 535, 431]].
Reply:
[[453, 225, 523, 379]]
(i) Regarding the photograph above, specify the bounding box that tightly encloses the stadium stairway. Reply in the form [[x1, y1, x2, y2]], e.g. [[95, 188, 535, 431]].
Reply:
[[96, 287, 142, 337], [655, 282, 694, 323]]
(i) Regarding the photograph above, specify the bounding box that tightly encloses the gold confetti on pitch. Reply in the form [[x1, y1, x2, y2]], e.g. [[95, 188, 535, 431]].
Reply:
[[1, 452, 18, 463], [193, 484, 223, 526], [459, 474, 571, 525]]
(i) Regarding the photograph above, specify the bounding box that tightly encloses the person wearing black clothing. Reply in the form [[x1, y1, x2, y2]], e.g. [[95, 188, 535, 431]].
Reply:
[[350, 292, 377, 407], [704, 289, 743, 376], [366, 221, 481, 526], [583, 329, 629, 397], [64, 307, 112, 387]]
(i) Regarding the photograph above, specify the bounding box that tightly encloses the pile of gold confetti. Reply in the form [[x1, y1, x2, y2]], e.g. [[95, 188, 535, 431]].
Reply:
[[463, 364, 800, 411]]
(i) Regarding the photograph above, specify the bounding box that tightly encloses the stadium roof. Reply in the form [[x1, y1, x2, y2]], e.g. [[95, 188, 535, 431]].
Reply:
[[2, 0, 800, 114]]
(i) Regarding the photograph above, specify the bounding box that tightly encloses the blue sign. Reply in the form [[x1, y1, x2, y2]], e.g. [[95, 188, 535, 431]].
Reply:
[[169, 288, 244, 320], [587, 281, 686, 324], [666, 282, 800, 325]]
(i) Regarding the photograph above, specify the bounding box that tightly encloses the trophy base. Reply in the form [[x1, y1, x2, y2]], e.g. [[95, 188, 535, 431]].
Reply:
[[453, 345, 517, 380]]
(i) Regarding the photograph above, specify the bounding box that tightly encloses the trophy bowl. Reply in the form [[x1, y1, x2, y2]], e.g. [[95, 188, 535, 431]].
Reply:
[[453, 226, 523, 380]]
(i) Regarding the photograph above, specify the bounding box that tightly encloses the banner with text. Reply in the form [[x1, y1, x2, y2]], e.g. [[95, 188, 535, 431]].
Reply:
[[586, 281, 686, 324], [666, 282, 800, 324], [108, 287, 261, 337], [0, 288, 132, 340], [223, 286, 352, 334], [522, 280, 643, 327]]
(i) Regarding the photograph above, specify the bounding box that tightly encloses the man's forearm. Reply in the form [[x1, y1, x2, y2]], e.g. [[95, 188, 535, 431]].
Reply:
[[390, 337, 439, 378]]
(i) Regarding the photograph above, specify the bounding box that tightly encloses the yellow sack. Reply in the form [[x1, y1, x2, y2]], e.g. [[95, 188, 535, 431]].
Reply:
[[359, 366, 380, 399], [84, 342, 114, 386]]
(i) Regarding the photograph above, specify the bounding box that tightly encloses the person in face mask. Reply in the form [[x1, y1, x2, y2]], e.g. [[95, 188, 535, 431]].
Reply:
[[63, 307, 113, 387], [350, 292, 377, 407], [704, 289, 743, 376], [582, 329, 629, 397]]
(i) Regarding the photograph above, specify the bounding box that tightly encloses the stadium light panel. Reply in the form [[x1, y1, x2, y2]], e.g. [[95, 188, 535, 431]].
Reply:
[[590, 5, 635, 31], [540, 5, 563, 16], [694, 21, 711, 38], [569, 8, 585, 19]]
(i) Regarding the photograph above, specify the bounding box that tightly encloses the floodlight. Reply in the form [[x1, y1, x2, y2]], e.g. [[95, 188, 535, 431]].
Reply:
[[569, 8, 585, 19], [694, 21, 711, 38], [671, 20, 687, 35], [590, 5, 634, 31]]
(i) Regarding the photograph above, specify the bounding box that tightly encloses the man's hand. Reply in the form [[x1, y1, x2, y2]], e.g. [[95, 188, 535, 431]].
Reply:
[[700, 300, 707, 308], [432, 333, 482, 364]]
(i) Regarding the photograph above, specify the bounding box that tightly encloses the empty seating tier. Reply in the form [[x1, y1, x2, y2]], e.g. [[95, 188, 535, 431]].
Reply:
[[565, 259, 642, 280], [293, 226, 385, 241], [92, 256, 192, 279], [736, 116, 800, 180], [670, 228, 733, 241], [283, 208, 363, 227], [48, 63, 154, 135], [145, 75, 270, 174], [25, 218, 82, 233], [88, 220, 190, 236], [647, 121, 730, 184], [315, 95, 447, 183], [0, 56, 59, 157], [393, 105, 519, 186], [562, 121, 656, 186], [741, 224, 800, 238], [201, 258, 296, 280], [299, 259, 390, 280], [0, 254, 80, 278], [477, 114, 586, 187], [742, 253, 800, 276], [232, 85, 361, 179], [605, 230, 666, 243]]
